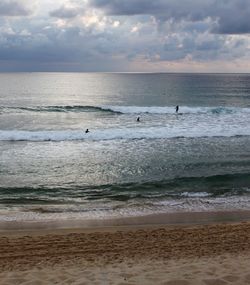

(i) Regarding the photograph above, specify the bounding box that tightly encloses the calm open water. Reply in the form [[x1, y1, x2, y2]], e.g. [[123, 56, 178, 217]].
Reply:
[[0, 73, 250, 222]]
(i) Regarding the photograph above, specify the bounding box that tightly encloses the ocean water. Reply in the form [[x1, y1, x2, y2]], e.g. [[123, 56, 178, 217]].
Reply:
[[0, 72, 250, 222]]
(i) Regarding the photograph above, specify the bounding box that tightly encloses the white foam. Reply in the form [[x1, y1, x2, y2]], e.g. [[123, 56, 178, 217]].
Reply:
[[2, 195, 250, 222], [180, 192, 211, 198], [0, 123, 250, 142], [102, 105, 250, 114]]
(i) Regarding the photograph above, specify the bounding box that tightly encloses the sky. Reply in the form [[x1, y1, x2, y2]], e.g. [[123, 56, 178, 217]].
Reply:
[[1, 0, 250, 72]]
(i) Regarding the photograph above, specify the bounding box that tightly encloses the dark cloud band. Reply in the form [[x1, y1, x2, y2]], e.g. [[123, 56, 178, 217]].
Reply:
[[89, 0, 250, 34]]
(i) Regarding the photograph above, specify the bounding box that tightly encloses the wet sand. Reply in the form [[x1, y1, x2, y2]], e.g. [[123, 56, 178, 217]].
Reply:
[[2, 210, 250, 232], [1, 215, 250, 284]]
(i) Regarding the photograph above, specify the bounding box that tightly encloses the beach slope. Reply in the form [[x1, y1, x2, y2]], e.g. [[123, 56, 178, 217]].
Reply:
[[1, 221, 250, 284]]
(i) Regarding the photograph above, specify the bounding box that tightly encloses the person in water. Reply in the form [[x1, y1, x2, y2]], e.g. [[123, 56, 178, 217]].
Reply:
[[175, 105, 179, 113], [85, 128, 89, 133], [137, 116, 140, 122]]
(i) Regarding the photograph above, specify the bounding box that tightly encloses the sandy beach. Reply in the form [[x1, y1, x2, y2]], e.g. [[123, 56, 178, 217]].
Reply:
[[1, 215, 250, 284]]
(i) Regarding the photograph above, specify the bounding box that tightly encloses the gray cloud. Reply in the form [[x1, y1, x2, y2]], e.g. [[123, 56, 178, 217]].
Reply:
[[0, 14, 247, 72], [215, 2, 250, 34], [0, 0, 250, 71], [0, 0, 31, 16], [89, 0, 211, 20], [0, 22, 131, 71], [89, 0, 250, 34], [50, 6, 80, 19]]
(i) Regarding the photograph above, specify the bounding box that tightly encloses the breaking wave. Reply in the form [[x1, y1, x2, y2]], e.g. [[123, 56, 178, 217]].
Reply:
[[1, 105, 250, 114], [0, 125, 250, 141], [1, 173, 249, 203]]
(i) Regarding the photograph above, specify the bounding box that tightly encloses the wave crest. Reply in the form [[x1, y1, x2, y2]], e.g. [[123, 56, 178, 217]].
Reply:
[[1, 105, 250, 114]]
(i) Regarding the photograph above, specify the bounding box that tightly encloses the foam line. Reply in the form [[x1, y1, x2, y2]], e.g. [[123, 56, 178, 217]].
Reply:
[[1, 125, 250, 141]]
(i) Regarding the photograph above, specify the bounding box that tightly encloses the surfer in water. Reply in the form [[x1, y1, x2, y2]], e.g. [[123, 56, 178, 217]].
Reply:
[[137, 116, 140, 122], [85, 128, 89, 133], [175, 105, 179, 113]]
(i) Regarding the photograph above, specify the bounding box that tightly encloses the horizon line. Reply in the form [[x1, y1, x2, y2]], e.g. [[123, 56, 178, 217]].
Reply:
[[0, 71, 250, 75]]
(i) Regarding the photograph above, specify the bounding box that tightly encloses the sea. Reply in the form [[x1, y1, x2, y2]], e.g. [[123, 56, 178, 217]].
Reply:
[[0, 72, 250, 223]]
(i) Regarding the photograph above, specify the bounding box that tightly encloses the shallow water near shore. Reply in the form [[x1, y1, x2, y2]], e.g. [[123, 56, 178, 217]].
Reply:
[[0, 73, 250, 223]]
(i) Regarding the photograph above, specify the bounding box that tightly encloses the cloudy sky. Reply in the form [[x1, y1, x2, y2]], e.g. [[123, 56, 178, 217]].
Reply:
[[1, 0, 250, 72]]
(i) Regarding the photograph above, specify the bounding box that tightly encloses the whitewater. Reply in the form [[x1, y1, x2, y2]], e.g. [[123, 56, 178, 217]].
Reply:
[[1, 105, 250, 141]]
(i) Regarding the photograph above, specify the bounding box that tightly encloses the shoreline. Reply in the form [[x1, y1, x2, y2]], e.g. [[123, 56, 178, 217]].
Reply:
[[1, 209, 250, 234]]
